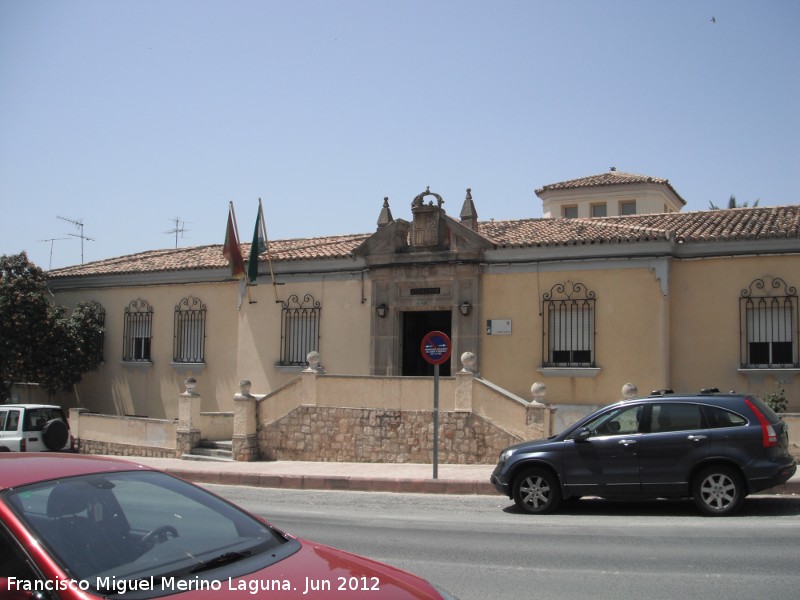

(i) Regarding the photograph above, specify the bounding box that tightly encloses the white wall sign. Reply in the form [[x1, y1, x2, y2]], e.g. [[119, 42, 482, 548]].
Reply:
[[486, 319, 512, 335]]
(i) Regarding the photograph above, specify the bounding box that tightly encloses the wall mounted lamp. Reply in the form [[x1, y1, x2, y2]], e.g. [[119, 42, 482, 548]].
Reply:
[[459, 301, 472, 316], [376, 303, 388, 318]]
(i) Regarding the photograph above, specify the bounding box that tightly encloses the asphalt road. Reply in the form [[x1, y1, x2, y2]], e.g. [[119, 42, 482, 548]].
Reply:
[[207, 484, 800, 600]]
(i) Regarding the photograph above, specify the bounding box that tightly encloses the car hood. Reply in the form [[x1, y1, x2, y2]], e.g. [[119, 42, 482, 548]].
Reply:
[[505, 436, 564, 455], [107, 539, 445, 599]]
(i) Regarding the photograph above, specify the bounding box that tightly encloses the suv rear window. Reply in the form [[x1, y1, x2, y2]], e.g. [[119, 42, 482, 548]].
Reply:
[[744, 395, 781, 424], [23, 408, 66, 432], [703, 405, 747, 428]]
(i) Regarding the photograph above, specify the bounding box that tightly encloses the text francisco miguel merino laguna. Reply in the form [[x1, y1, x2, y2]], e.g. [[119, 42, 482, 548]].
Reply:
[[6, 574, 383, 595]]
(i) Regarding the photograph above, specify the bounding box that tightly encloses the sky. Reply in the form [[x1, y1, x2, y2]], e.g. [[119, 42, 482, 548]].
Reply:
[[1, 0, 798, 271]]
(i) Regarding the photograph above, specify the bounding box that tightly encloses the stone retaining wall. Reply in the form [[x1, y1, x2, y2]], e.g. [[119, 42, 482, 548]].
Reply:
[[259, 406, 520, 464]]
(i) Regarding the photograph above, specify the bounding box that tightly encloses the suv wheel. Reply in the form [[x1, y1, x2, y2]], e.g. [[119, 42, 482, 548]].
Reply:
[[42, 419, 68, 451], [692, 465, 745, 516], [513, 467, 561, 514]]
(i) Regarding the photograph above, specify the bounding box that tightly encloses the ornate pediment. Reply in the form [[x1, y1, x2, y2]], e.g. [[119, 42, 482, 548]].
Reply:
[[354, 188, 493, 264]]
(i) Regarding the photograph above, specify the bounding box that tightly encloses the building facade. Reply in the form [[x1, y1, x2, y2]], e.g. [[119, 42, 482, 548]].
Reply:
[[45, 172, 800, 423]]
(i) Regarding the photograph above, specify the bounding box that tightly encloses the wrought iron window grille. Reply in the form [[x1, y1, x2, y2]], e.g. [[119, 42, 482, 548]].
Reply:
[[280, 293, 321, 366], [542, 281, 596, 368], [122, 299, 153, 362], [173, 296, 207, 363], [740, 276, 799, 368]]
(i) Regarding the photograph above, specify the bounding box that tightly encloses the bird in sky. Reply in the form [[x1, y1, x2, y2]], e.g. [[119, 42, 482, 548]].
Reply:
[[710, 17, 716, 23]]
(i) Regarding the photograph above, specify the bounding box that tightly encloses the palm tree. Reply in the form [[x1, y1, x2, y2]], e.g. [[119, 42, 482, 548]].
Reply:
[[708, 195, 760, 210]]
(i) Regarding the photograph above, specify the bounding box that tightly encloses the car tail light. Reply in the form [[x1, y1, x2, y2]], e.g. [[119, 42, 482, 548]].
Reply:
[[745, 398, 778, 448]]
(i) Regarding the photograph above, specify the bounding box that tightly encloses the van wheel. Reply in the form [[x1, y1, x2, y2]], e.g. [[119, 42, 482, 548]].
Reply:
[[42, 419, 68, 451], [512, 467, 561, 514], [692, 465, 745, 516]]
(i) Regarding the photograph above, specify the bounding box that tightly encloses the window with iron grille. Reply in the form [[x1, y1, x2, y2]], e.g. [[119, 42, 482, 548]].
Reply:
[[173, 296, 206, 363], [740, 276, 798, 368], [542, 281, 596, 367], [122, 299, 153, 362], [280, 294, 320, 366]]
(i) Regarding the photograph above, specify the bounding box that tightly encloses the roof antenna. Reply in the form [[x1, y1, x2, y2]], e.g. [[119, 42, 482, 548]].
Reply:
[[165, 217, 190, 248], [38, 237, 73, 269], [57, 216, 95, 264]]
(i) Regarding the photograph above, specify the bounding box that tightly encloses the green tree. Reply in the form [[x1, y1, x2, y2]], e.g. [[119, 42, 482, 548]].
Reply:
[[0, 252, 104, 401], [708, 195, 761, 210]]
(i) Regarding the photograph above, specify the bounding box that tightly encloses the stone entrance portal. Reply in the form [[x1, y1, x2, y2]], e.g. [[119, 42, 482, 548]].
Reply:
[[355, 187, 491, 376]]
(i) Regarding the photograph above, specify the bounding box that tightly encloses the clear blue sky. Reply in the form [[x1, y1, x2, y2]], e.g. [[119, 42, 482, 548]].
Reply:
[[1, 0, 798, 270]]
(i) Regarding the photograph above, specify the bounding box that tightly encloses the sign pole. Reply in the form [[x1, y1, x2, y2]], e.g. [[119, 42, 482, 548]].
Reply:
[[433, 363, 439, 480], [420, 330, 450, 482]]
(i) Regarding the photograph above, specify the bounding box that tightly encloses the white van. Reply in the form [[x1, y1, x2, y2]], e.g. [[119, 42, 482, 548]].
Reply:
[[0, 404, 72, 452]]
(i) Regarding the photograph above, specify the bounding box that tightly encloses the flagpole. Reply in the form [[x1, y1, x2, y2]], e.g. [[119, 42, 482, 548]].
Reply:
[[229, 201, 240, 244], [260, 197, 280, 303], [228, 201, 248, 308]]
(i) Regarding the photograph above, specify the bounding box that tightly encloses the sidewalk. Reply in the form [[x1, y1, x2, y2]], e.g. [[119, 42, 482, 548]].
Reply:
[[109, 455, 800, 497]]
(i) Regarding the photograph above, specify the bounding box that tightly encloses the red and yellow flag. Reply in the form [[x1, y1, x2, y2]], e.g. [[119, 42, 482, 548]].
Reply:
[[222, 203, 245, 279]]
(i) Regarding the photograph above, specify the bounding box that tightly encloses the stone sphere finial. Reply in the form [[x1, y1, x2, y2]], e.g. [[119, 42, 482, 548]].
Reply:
[[530, 381, 547, 405], [622, 383, 638, 399], [460, 351, 477, 373], [304, 351, 324, 373]]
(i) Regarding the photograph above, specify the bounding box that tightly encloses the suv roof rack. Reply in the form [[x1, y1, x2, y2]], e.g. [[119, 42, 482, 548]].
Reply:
[[699, 387, 720, 395], [649, 389, 674, 396]]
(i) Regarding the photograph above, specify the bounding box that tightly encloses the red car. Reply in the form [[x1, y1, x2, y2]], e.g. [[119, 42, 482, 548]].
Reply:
[[0, 454, 457, 599]]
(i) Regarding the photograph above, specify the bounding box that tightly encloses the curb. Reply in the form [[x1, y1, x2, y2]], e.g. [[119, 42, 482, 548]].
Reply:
[[159, 468, 500, 495]]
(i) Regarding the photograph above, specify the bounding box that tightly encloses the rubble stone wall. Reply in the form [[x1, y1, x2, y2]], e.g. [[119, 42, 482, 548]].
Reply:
[[258, 406, 520, 464], [77, 439, 179, 458]]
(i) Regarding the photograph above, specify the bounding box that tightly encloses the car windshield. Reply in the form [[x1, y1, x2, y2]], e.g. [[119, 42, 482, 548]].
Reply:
[[5, 470, 291, 593]]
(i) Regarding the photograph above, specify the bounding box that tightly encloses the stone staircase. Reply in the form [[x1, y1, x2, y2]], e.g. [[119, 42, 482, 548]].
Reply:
[[182, 440, 233, 462]]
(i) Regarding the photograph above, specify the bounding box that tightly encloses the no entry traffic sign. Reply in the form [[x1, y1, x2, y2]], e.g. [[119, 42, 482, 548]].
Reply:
[[420, 330, 451, 365]]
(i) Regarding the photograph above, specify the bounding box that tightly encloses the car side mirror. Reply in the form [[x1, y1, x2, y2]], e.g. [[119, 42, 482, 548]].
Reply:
[[571, 428, 592, 442]]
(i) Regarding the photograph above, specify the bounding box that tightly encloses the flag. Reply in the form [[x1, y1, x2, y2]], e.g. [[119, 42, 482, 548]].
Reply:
[[247, 198, 268, 283], [222, 203, 245, 279]]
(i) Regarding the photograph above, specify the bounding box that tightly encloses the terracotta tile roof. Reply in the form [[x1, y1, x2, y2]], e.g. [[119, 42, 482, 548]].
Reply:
[[48, 207, 799, 279], [48, 233, 371, 278], [481, 206, 800, 248], [536, 169, 687, 205]]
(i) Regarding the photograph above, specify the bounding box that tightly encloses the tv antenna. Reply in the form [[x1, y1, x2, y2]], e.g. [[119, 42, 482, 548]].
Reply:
[[165, 217, 190, 248], [38, 237, 73, 269], [57, 216, 95, 263]]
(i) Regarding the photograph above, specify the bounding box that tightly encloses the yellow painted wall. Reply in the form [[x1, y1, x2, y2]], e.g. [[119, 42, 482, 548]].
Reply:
[[480, 264, 669, 405], [670, 255, 800, 408], [54, 281, 240, 419], [233, 276, 373, 396]]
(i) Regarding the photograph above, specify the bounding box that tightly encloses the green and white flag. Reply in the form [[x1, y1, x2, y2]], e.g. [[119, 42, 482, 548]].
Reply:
[[247, 199, 268, 283]]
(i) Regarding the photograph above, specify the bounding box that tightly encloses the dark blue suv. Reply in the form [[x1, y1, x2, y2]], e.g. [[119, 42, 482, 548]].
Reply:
[[490, 391, 796, 516]]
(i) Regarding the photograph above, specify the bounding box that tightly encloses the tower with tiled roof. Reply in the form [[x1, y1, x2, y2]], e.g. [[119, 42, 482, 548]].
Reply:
[[536, 167, 687, 219]]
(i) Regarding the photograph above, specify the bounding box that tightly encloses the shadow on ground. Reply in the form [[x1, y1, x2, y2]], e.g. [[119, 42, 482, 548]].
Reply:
[[502, 495, 800, 517]]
